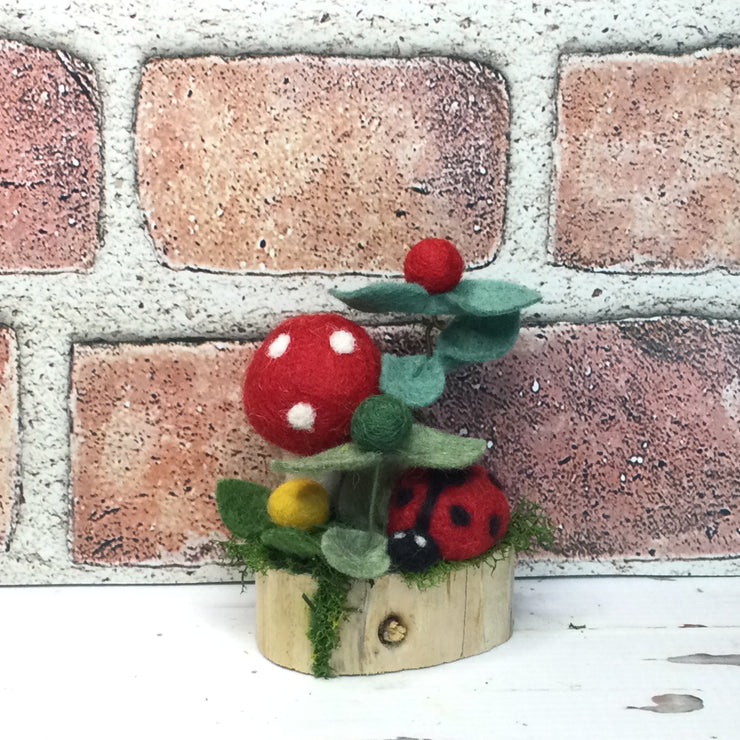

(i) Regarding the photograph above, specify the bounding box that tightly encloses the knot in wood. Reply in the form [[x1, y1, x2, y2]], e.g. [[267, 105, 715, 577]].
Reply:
[[378, 615, 407, 645]]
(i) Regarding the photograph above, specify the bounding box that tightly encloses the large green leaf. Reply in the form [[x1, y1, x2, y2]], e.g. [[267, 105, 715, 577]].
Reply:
[[261, 527, 322, 558], [397, 425, 487, 468], [272, 443, 381, 475], [330, 283, 447, 315], [215, 478, 271, 539], [331, 280, 541, 318], [321, 526, 390, 579], [435, 313, 520, 370], [272, 425, 486, 477], [380, 353, 446, 407], [444, 280, 541, 316]]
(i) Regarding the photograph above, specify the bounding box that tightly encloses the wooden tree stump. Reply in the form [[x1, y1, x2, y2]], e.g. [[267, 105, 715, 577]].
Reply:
[[255, 549, 515, 675]]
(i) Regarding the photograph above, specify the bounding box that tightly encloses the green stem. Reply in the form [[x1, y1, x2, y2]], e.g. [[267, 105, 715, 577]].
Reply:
[[367, 462, 382, 534]]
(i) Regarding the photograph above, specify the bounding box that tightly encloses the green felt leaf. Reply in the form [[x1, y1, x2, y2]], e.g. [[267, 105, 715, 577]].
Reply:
[[380, 353, 446, 407], [330, 283, 447, 315], [444, 280, 541, 316], [215, 478, 272, 539], [435, 313, 521, 370], [261, 527, 322, 558], [272, 444, 381, 474], [397, 425, 487, 468], [321, 527, 391, 579]]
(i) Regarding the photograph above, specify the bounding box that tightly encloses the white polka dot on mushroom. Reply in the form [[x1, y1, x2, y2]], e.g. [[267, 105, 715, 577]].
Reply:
[[267, 333, 290, 358], [329, 330, 355, 354], [286, 402, 316, 431]]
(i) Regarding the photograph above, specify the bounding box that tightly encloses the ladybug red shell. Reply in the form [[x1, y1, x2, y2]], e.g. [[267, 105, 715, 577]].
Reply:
[[386, 465, 510, 572]]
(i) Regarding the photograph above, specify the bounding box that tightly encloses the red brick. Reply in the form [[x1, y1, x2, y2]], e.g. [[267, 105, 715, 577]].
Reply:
[[0, 41, 101, 271], [136, 55, 507, 272], [0, 329, 18, 549], [553, 51, 740, 272], [411, 318, 740, 560], [70, 342, 282, 565]]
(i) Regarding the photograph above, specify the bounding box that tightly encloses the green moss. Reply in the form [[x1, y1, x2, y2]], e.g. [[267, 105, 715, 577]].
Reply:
[[221, 538, 352, 678], [307, 564, 353, 678], [500, 495, 555, 553], [221, 537, 314, 581]]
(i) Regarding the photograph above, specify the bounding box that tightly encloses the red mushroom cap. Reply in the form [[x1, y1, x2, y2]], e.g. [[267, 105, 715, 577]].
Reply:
[[403, 238, 464, 294], [243, 313, 381, 456]]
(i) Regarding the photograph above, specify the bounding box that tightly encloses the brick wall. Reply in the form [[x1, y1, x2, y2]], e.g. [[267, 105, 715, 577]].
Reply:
[[0, 1, 738, 583]]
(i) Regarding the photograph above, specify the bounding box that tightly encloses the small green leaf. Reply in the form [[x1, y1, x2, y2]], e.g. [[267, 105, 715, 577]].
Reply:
[[321, 527, 391, 579], [272, 443, 381, 474], [444, 280, 541, 316], [435, 313, 520, 370], [397, 425, 486, 468], [330, 283, 447, 315], [380, 353, 446, 407], [215, 478, 271, 539], [261, 527, 322, 558]]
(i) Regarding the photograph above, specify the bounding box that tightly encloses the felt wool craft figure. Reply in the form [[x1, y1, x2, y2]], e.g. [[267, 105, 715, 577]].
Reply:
[[386, 465, 511, 572], [243, 313, 381, 456], [216, 237, 553, 678], [403, 237, 465, 294], [266, 478, 330, 530]]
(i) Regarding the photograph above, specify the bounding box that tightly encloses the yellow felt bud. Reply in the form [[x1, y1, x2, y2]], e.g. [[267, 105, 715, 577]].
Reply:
[[267, 478, 330, 530]]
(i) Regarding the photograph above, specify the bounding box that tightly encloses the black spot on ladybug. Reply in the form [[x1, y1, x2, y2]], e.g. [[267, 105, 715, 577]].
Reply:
[[394, 488, 413, 507], [489, 514, 501, 539], [449, 504, 470, 527], [439, 468, 470, 487]]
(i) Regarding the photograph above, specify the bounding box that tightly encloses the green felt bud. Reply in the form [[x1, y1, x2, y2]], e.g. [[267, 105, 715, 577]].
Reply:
[[350, 394, 413, 452]]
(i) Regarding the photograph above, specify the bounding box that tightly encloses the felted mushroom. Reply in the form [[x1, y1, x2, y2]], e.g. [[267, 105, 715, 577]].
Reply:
[[243, 313, 381, 456]]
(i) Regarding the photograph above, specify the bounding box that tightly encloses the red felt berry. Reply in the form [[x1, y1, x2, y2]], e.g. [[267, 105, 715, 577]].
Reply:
[[243, 313, 381, 456], [403, 238, 464, 294]]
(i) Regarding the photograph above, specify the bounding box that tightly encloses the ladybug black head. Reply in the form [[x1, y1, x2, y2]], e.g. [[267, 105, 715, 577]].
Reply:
[[387, 528, 441, 572]]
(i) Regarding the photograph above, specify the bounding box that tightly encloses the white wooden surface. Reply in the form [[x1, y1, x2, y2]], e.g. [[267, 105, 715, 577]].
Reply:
[[0, 577, 738, 739]]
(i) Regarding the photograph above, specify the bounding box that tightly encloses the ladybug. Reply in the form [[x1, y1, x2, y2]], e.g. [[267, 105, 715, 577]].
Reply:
[[386, 465, 510, 572]]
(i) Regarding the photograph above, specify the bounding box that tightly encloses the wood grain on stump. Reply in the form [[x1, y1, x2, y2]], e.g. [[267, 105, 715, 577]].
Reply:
[[255, 550, 514, 675]]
